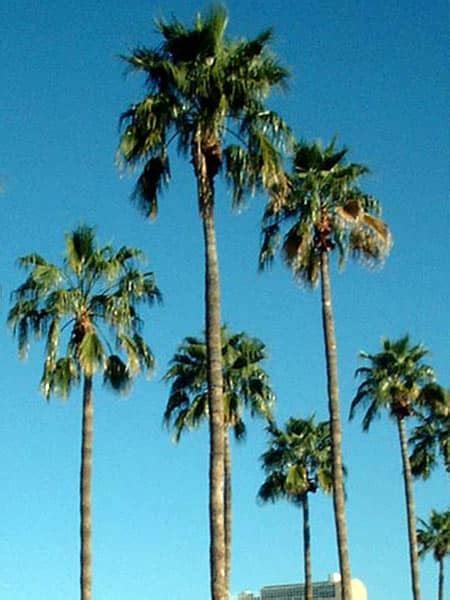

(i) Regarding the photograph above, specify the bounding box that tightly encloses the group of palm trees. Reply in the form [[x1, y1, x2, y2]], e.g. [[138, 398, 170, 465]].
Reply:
[[6, 5, 448, 600]]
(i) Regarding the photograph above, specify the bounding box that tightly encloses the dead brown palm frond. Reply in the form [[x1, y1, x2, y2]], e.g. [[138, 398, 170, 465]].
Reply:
[[336, 199, 362, 221], [362, 213, 391, 246]]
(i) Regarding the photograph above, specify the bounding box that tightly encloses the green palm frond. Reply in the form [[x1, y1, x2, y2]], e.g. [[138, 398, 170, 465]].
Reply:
[[131, 154, 171, 219], [259, 223, 281, 270], [409, 419, 439, 479], [131, 333, 155, 374], [77, 330, 105, 376], [103, 354, 132, 394], [257, 471, 289, 504], [17, 253, 47, 269], [156, 5, 228, 64], [65, 226, 96, 276], [41, 356, 80, 399], [115, 333, 140, 375]]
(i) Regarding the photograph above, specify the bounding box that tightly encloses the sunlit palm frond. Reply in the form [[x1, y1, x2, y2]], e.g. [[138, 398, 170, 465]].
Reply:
[[41, 356, 80, 400]]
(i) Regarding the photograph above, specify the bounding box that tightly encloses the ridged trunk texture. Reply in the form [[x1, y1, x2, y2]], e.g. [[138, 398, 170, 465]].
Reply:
[[80, 375, 93, 600], [438, 558, 444, 600], [193, 134, 226, 600], [397, 417, 421, 600], [319, 253, 352, 600], [302, 495, 313, 600], [224, 432, 232, 592]]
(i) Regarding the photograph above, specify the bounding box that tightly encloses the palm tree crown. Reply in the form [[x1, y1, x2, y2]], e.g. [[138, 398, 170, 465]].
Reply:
[[417, 509, 450, 564], [118, 4, 290, 217], [8, 225, 161, 397], [259, 416, 333, 504], [164, 326, 275, 440], [351, 335, 437, 427], [260, 138, 391, 284]]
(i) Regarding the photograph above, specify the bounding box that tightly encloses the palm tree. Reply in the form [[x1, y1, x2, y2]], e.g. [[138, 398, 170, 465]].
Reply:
[[409, 386, 450, 479], [350, 335, 441, 600], [8, 226, 160, 600], [417, 509, 450, 600], [117, 8, 289, 598], [258, 417, 333, 600], [259, 139, 391, 599], [163, 326, 275, 589]]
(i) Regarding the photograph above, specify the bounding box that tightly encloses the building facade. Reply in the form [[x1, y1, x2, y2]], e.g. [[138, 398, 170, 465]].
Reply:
[[238, 574, 367, 600]]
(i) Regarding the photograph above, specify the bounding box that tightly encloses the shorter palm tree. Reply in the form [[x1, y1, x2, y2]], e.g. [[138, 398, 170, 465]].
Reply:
[[350, 335, 442, 600], [8, 226, 161, 600], [409, 386, 449, 479], [417, 509, 450, 600], [258, 416, 333, 600], [164, 326, 275, 588]]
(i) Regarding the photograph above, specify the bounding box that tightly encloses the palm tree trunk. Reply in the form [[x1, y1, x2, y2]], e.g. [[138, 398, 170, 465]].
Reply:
[[319, 252, 352, 600], [80, 375, 93, 600], [438, 558, 444, 600], [194, 134, 226, 600], [224, 431, 232, 592], [397, 417, 421, 600], [302, 495, 313, 600]]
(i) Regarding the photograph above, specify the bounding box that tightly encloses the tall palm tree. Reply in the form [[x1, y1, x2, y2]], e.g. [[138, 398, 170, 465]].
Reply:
[[8, 226, 160, 600], [117, 8, 289, 598], [417, 509, 450, 600], [259, 139, 391, 599], [163, 326, 275, 589], [350, 335, 441, 600], [258, 417, 333, 600]]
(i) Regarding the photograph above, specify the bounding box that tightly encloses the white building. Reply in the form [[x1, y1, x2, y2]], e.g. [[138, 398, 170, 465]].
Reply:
[[238, 574, 367, 600]]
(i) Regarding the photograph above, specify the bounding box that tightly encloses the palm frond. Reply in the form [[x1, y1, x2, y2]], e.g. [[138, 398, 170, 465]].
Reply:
[[41, 356, 80, 399], [65, 226, 96, 276], [103, 355, 132, 394], [131, 154, 170, 220]]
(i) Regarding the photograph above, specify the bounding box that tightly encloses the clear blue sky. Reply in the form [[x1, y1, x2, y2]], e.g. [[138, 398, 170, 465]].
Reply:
[[0, 1, 448, 599]]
